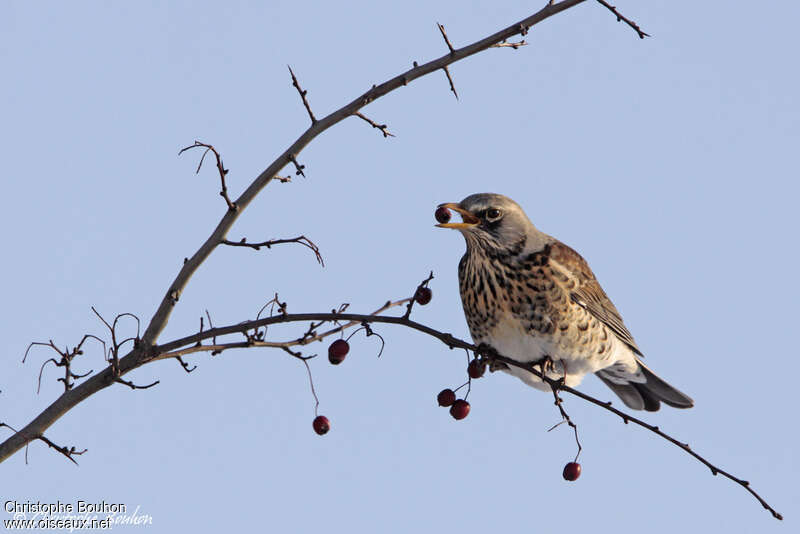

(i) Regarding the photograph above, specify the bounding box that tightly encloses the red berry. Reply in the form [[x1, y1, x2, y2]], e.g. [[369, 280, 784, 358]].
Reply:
[[313, 415, 330, 435], [449, 399, 470, 420], [328, 339, 349, 365], [437, 388, 456, 407], [562, 462, 581, 481], [467, 359, 485, 379], [414, 286, 432, 305], [435, 206, 452, 224]]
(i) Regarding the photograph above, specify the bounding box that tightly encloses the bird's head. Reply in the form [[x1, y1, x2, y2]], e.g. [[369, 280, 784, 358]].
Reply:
[[437, 193, 539, 252]]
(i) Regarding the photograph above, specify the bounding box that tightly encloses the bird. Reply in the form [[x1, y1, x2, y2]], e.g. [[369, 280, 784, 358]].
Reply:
[[436, 193, 693, 411]]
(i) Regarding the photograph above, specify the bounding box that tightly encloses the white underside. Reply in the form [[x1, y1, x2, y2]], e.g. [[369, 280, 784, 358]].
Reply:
[[481, 316, 642, 391]]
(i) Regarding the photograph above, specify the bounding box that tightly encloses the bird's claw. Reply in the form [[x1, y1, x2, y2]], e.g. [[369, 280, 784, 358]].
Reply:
[[476, 343, 508, 372], [534, 355, 555, 376], [489, 360, 509, 372]]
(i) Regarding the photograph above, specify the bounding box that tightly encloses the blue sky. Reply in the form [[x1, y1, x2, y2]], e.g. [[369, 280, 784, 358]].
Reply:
[[1, 1, 797, 532]]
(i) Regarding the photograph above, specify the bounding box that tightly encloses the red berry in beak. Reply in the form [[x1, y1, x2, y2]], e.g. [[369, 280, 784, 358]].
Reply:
[[435, 206, 451, 224]]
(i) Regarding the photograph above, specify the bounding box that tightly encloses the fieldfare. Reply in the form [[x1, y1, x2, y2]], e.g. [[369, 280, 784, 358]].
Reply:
[[437, 193, 693, 411]]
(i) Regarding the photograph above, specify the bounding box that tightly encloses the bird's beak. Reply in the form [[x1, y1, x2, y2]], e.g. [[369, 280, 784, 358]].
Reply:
[[436, 203, 480, 229]]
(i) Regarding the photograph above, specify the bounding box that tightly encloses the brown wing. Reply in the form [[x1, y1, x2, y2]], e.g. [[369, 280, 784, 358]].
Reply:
[[548, 241, 643, 356]]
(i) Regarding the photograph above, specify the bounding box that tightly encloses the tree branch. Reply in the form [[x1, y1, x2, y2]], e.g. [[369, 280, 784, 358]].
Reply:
[[353, 112, 395, 138], [221, 235, 324, 266], [4, 302, 783, 519], [288, 65, 317, 123], [136, 0, 589, 353], [595, 0, 649, 39], [178, 141, 236, 211], [2, 0, 773, 522], [146, 312, 778, 520], [5, 2, 744, 519]]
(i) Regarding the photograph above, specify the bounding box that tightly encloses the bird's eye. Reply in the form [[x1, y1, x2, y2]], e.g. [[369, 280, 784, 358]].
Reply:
[[486, 208, 502, 222]]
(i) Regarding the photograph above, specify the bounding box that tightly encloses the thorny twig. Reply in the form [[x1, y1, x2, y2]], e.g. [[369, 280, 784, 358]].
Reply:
[[12, 292, 784, 519], [437, 23, 456, 53], [36, 434, 88, 465], [115, 377, 160, 390], [595, 0, 649, 38], [3, 1, 778, 521], [491, 39, 527, 49], [256, 293, 288, 321], [288, 65, 317, 123], [221, 235, 324, 266], [154, 299, 407, 362], [0, 423, 86, 466], [442, 66, 458, 100], [122, 0, 592, 356], [288, 154, 305, 177], [179, 141, 237, 211], [436, 24, 459, 99], [92, 308, 142, 379], [24, 336, 100, 393], [176, 356, 196, 373], [354, 112, 395, 138], [487, 351, 781, 521], [149, 309, 781, 520]]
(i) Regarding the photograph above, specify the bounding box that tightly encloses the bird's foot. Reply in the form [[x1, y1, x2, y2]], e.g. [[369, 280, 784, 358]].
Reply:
[[534, 355, 555, 376], [475, 343, 498, 358], [476, 343, 508, 373], [488, 360, 509, 373]]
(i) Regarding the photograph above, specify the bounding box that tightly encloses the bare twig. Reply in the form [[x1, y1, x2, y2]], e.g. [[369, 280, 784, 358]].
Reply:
[[205, 310, 217, 349], [345, 322, 387, 358], [595, 0, 649, 38], [546, 378, 583, 462], [115, 377, 160, 390], [155, 297, 409, 362], [149, 311, 780, 520], [403, 271, 435, 319], [256, 293, 288, 322], [2, 2, 776, 521], [221, 235, 324, 266], [489, 351, 782, 521], [288, 65, 317, 123], [442, 66, 459, 100], [436, 24, 459, 99], [491, 39, 527, 49], [92, 308, 143, 380], [354, 112, 395, 138], [176, 356, 196, 373], [35, 434, 87, 465], [25, 337, 100, 393], [8, 289, 784, 519], [179, 141, 237, 211], [132, 0, 588, 356], [288, 154, 306, 177], [0, 0, 705, 505], [437, 23, 456, 53], [1, 423, 86, 465]]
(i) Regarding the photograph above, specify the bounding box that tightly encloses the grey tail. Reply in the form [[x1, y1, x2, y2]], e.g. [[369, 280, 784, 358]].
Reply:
[[596, 360, 694, 412]]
